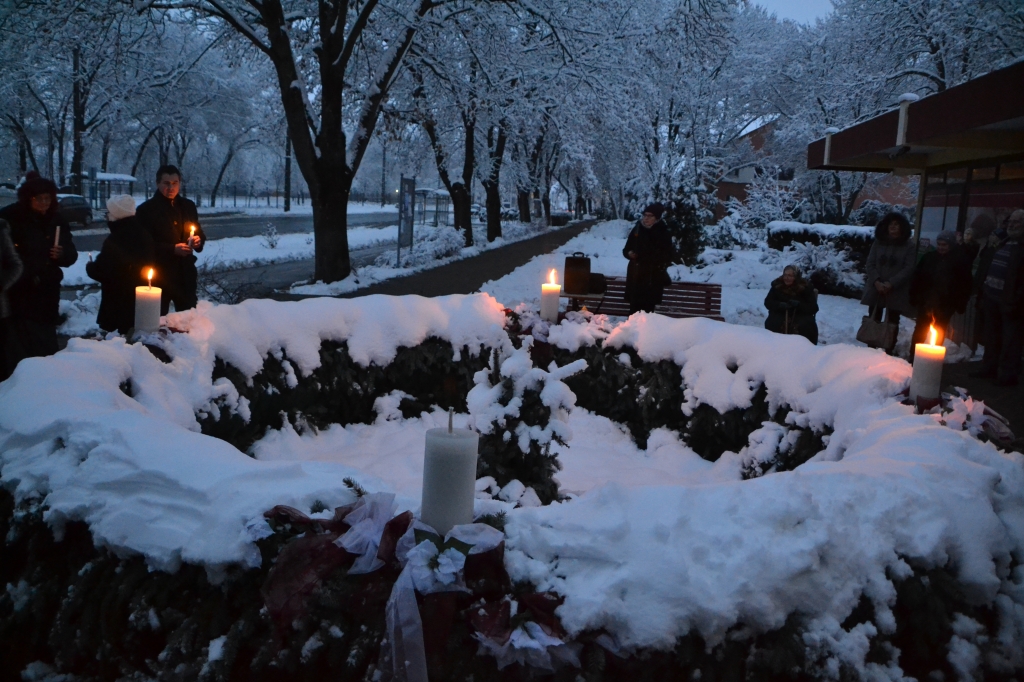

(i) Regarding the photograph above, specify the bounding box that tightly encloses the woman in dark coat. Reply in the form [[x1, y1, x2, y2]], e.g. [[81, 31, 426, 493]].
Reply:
[[0, 219, 24, 380], [859, 212, 915, 351], [764, 265, 819, 344], [86, 195, 155, 334], [0, 172, 78, 376], [623, 202, 675, 314], [908, 230, 972, 359]]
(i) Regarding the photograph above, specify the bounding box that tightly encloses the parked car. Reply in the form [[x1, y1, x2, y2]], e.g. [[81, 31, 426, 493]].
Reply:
[[57, 194, 93, 227]]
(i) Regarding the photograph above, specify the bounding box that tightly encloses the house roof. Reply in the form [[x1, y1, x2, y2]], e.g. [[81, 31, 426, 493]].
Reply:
[[806, 60, 1024, 173]]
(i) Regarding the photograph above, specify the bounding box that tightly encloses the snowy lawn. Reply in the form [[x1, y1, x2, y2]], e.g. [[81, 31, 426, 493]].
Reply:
[[4, 293, 1024, 676]]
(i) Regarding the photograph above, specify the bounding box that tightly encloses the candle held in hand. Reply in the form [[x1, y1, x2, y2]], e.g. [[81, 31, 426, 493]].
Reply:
[[420, 410, 479, 536], [540, 269, 561, 322], [53, 225, 60, 249], [135, 267, 161, 333], [909, 324, 946, 402]]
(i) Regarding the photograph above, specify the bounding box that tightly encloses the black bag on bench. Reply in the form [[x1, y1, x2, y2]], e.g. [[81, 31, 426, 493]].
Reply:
[[564, 252, 591, 295]]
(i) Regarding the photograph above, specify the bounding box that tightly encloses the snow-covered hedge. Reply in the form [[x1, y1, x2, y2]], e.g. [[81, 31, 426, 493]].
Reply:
[[2, 296, 1024, 680], [767, 220, 875, 258]]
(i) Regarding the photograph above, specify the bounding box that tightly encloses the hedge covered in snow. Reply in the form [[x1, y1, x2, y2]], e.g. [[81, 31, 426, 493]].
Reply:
[[2, 295, 1024, 681]]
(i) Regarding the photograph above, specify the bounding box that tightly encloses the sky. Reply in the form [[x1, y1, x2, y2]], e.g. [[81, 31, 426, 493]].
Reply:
[[755, 0, 833, 24]]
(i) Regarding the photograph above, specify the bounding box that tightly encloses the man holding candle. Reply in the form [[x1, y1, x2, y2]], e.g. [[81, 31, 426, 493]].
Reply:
[[86, 195, 155, 334], [972, 209, 1024, 386], [136, 165, 206, 315], [0, 172, 77, 377]]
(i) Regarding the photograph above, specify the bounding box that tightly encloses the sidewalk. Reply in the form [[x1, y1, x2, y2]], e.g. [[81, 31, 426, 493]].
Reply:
[[271, 220, 596, 300]]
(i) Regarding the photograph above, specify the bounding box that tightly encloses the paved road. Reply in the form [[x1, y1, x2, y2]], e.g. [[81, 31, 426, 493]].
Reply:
[[70, 212, 398, 251]]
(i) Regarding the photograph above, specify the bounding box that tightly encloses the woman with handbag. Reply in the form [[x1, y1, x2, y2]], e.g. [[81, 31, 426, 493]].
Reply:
[[623, 203, 675, 314], [764, 265, 819, 344], [858, 212, 915, 352]]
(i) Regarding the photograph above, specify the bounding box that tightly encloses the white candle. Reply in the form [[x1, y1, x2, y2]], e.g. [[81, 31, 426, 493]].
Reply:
[[909, 325, 946, 402], [53, 225, 60, 248], [540, 269, 561, 322], [420, 412, 479, 536], [135, 268, 161, 333]]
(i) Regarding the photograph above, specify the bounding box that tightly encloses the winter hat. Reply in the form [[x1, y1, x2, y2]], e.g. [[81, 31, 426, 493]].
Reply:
[[935, 230, 955, 244], [17, 171, 58, 206], [642, 202, 665, 219], [106, 194, 136, 222]]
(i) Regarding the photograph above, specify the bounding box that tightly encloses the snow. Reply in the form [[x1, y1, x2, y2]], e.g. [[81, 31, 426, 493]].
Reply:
[[767, 220, 875, 239], [5, 221, 1024, 670]]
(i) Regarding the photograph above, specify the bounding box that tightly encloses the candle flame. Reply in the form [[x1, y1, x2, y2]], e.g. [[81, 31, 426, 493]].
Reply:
[[928, 325, 938, 346], [548, 269, 557, 285], [147, 268, 154, 281], [189, 225, 196, 237]]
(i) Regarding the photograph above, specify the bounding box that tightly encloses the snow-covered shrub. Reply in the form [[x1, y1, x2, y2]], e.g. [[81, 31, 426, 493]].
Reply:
[[373, 225, 464, 268], [849, 199, 914, 228], [767, 220, 875, 270], [704, 208, 765, 249], [722, 164, 807, 235], [468, 340, 587, 504], [663, 191, 710, 266], [761, 241, 865, 299], [200, 338, 491, 452], [261, 222, 279, 249]]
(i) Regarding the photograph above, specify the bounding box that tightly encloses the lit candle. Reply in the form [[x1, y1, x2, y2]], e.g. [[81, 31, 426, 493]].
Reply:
[[909, 325, 946, 404], [420, 409, 479, 536], [135, 267, 162, 333], [540, 268, 561, 322]]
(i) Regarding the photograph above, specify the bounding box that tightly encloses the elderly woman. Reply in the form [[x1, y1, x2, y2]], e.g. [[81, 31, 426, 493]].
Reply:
[[623, 202, 675, 314], [764, 265, 819, 344], [860, 212, 915, 352]]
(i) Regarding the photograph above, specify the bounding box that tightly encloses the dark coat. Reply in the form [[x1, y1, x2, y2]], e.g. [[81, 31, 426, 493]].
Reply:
[[908, 249, 972, 318], [85, 216, 155, 334], [0, 201, 77, 324], [764, 277, 819, 344], [974, 237, 1024, 317], [135, 193, 206, 309], [0, 220, 23, 319], [860, 213, 915, 314], [622, 219, 674, 309]]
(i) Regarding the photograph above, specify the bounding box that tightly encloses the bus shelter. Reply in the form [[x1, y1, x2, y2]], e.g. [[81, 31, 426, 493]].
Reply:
[[806, 60, 1024, 346], [415, 188, 451, 227]]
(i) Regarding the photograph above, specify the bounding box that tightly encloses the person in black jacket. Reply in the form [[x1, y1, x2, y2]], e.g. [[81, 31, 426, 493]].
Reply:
[[971, 209, 1024, 385], [907, 231, 972, 361], [85, 195, 155, 334], [0, 219, 24, 380], [135, 165, 206, 315], [0, 172, 78, 377], [623, 203, 675, 314], [764, 265, 819, 344]]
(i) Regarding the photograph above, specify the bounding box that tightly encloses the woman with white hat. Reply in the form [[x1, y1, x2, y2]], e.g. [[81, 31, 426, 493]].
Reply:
[[86, 195, 154, 334]]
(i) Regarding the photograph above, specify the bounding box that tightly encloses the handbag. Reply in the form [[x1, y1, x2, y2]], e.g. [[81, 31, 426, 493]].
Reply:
[[856, 300, 898, 350]]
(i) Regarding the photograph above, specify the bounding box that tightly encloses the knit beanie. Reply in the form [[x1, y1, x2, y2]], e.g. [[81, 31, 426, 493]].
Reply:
[[106, 194, 136, 221], [935, 230, 955, 245], [642, 202, 665, 219]]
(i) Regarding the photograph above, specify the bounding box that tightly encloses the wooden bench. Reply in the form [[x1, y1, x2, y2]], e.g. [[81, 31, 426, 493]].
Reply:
[[562, 276, 723, 320]]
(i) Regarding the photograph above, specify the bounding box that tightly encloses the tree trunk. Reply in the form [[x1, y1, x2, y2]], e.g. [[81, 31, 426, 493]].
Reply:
[[210, 148, 237, 208], [380, 140, 387, 207], [71, 48, 84, 194], [450, 182, 473, 243], [482, 124, 507, 242], [517, 190, 531, 223], [312, 172, 352, 283]]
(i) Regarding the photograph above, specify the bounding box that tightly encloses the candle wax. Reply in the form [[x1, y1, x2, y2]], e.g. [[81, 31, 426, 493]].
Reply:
[[135, 286, 162, 333], [421, 427, 479, 536], [540, 283, 561, 322], [909, 342, 946, 401]]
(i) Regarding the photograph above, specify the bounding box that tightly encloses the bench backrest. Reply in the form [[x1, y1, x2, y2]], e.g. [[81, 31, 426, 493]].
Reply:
[[586, 276, 723, 320]]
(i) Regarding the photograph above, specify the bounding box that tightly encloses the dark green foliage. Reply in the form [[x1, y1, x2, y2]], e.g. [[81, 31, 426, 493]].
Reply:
[[553, 345, 686, 450], [475, 511, 507, 532], [198, 337, 490, 453], [664, 195, 708, 267], [686, 385, 774, 461], [476, 352, 563, 504], [342, 477, 367, 498]]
